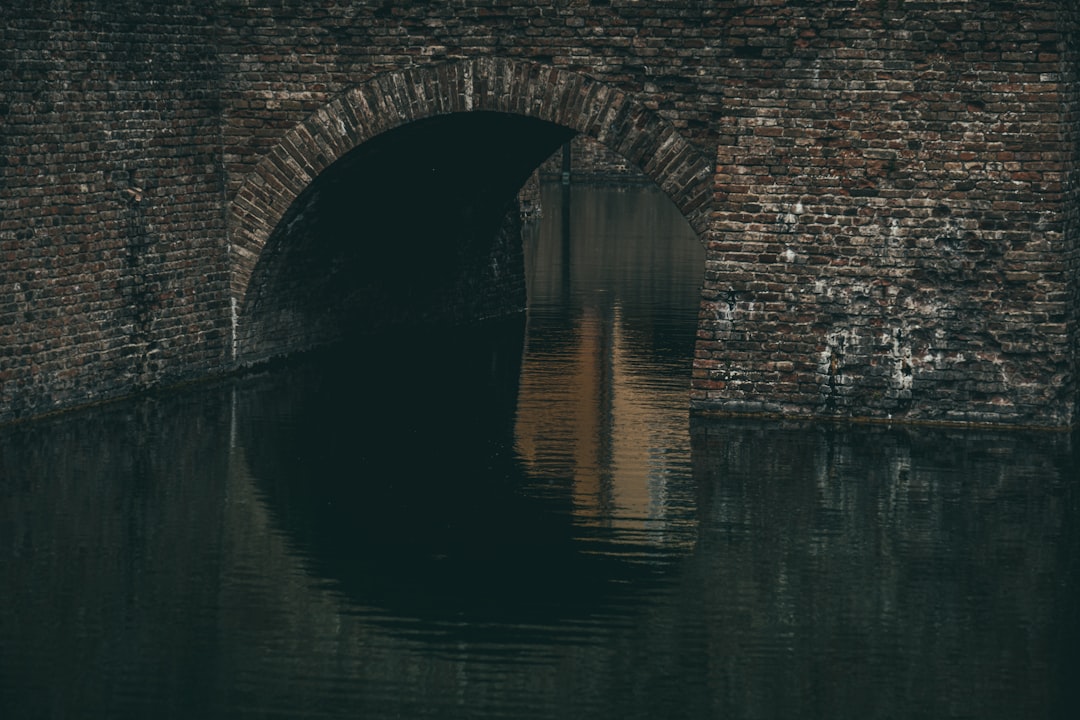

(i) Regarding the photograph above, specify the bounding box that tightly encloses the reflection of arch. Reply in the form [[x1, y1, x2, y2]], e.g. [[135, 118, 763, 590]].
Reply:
[[227, 57, 715, 357]]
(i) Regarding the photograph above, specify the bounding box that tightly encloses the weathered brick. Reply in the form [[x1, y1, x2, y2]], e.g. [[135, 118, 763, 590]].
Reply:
[[1, 0, 1078, 428]]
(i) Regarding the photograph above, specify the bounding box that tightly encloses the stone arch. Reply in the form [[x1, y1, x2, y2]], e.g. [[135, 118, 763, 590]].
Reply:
[[228, 57, 715, 357]]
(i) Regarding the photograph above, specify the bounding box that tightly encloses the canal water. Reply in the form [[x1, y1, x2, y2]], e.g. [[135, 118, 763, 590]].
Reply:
[[2, 183, 1079, 719]]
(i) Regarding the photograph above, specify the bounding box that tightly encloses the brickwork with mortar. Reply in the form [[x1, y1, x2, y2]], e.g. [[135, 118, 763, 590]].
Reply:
[[0, 2, 230, 422], [1, 0, 1077, 426], [694, 0, 1080, 425]]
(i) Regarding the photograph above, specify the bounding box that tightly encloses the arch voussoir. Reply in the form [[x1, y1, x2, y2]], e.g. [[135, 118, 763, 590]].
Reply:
[[599, 100, 631, 149], [293, 123, 335, 175], [309, 103, 354, 159], [263, 146, 313, 200], [548, 71, 583, 126], [513, 61, 543, 117], [276, 133, 320, 185], [368, 75, 410, 130], [525, 65, 554, 120], [429, 63, 456, 114]]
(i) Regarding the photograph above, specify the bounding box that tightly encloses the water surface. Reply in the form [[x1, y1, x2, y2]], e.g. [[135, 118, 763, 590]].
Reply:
[[2, 184, 1078, 719]]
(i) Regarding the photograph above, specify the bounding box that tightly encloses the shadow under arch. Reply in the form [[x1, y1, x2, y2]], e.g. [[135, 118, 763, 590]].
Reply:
[[227, 323, 696, 632], [227, 57, 715, 362]]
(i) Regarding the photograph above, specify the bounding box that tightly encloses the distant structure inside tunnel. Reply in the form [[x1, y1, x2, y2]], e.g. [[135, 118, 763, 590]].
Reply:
[[0, 0, 1078, 427]]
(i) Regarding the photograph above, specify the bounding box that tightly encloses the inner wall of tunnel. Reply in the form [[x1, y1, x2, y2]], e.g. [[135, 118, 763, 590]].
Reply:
[[236, 112, 576, 365]]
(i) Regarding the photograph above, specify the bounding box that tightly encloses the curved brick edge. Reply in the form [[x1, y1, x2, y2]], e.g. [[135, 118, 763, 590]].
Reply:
[[227, 57, 714, 359]]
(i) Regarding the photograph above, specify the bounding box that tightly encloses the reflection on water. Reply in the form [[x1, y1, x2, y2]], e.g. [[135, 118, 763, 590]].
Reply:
[[1, 184, 1078, 719], [519, 184, 704, 544], [690, 421, 1080, 718]]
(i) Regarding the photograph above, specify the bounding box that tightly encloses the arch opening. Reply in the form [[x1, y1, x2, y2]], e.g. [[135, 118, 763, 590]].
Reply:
[[229, 58, 715, 366], [237, 111, 574, 363]]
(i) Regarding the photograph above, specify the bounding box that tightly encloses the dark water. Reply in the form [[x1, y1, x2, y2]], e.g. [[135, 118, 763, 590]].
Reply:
[[2, 184, 1079, 719]]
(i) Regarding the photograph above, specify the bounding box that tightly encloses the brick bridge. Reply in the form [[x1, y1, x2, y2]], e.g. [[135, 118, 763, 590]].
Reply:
[[2, 0, 1078, 427]]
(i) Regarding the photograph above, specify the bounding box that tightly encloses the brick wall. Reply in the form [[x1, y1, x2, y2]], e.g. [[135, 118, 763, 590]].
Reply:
[[1, 0, 1078, 426], [693, 0, 1079, 425], [0, 1, 229, 422], [1065, 0, 1080, 422]]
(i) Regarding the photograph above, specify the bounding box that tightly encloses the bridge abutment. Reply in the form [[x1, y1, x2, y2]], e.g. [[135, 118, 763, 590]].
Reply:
[[690, 0, 1080, 426]]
